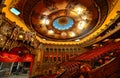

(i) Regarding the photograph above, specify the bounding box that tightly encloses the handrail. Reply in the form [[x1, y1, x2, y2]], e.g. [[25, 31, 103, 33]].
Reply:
[[91, 57, 116, 72]]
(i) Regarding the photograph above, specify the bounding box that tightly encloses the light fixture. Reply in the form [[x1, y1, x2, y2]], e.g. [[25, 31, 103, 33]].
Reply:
[[73, 5, 86, 15], [48, 30, 54, 35], [75, 39, 80, 41], [18, 34, 23, 39], [77, 21, 86, 30], [61, 32, 67, 38], [69, 31, 76, 37], [42, 17, 50, 25], [42, 39, 46, 40], [10, 8, 20, 15], [76, 7, 83, 14]]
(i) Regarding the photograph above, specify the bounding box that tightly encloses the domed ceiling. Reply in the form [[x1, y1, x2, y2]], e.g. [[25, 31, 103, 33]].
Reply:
[[31, 0, 99, 41], [18, 0, 108, 41]]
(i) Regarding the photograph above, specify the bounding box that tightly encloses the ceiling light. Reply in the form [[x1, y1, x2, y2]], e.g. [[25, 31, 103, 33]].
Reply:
[[48, 30, 54, 35], [75, 39, 80, 41], [43, 39, 46, 40], [10, 8, 20, 15], [42, 18, 50, 25], [61, 32, 67, 38], [78, 21, 86, 30], [19, 34, 23, 39], [69, 31, 76, 37], [76, 7, 83, 14]]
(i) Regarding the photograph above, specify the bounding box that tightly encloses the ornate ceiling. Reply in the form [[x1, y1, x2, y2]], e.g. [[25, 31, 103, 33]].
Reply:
[[30, 0, 99, 41], [2, 0, 120, 45]]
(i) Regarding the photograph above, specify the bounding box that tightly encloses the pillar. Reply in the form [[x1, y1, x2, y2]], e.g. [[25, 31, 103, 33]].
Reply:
[[32, 47, 44, 77]]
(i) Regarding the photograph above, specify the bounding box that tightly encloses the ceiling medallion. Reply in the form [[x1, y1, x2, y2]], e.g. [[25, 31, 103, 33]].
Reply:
[[53, 16, 74, 30]]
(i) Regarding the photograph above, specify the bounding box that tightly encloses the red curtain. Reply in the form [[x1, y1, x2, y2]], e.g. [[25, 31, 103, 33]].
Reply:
[[0, 47, 34, 76]]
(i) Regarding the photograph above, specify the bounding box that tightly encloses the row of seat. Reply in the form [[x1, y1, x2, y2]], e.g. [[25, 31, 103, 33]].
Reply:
[[35, 41, 120, 78], [56, 42, 120, 78], [73, 41, 120, 61]]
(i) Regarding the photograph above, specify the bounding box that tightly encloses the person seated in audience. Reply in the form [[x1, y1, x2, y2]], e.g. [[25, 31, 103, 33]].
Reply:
[[79, 64, 91, 78], [98, 58, 104, 64], [94, 58, 104, 67], [104, 55, 110, 63], [80, 64, 91, 72]]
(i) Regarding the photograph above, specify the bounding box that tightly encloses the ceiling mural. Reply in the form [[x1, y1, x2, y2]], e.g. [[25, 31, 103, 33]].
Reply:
[[22, 0, 101, 41], [31, 0, 98, 40]]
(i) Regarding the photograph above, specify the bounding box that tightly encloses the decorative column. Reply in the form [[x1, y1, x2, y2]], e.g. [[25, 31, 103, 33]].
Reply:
[[69, 48, 70, 60], [60, 49, 62, 62], [52, 49, 54, 62], [56, 49, 58, 62], [32, 44, 44, 76]]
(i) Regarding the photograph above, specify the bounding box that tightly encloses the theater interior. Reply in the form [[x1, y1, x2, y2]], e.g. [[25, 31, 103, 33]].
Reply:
[[0, 0, 120, 78]]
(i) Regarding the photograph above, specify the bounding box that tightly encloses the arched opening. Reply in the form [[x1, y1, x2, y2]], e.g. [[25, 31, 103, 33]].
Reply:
[[0, 47, 34, 78]]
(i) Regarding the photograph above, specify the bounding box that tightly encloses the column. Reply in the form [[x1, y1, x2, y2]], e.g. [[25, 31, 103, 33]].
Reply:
[[56, 49, 58, 62], [32, 47, 43, 76]]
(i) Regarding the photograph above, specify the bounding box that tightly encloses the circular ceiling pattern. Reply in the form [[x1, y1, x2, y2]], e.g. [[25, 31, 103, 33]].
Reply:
[[30, 0, 99, 41], [53, 16, 74, 30]]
